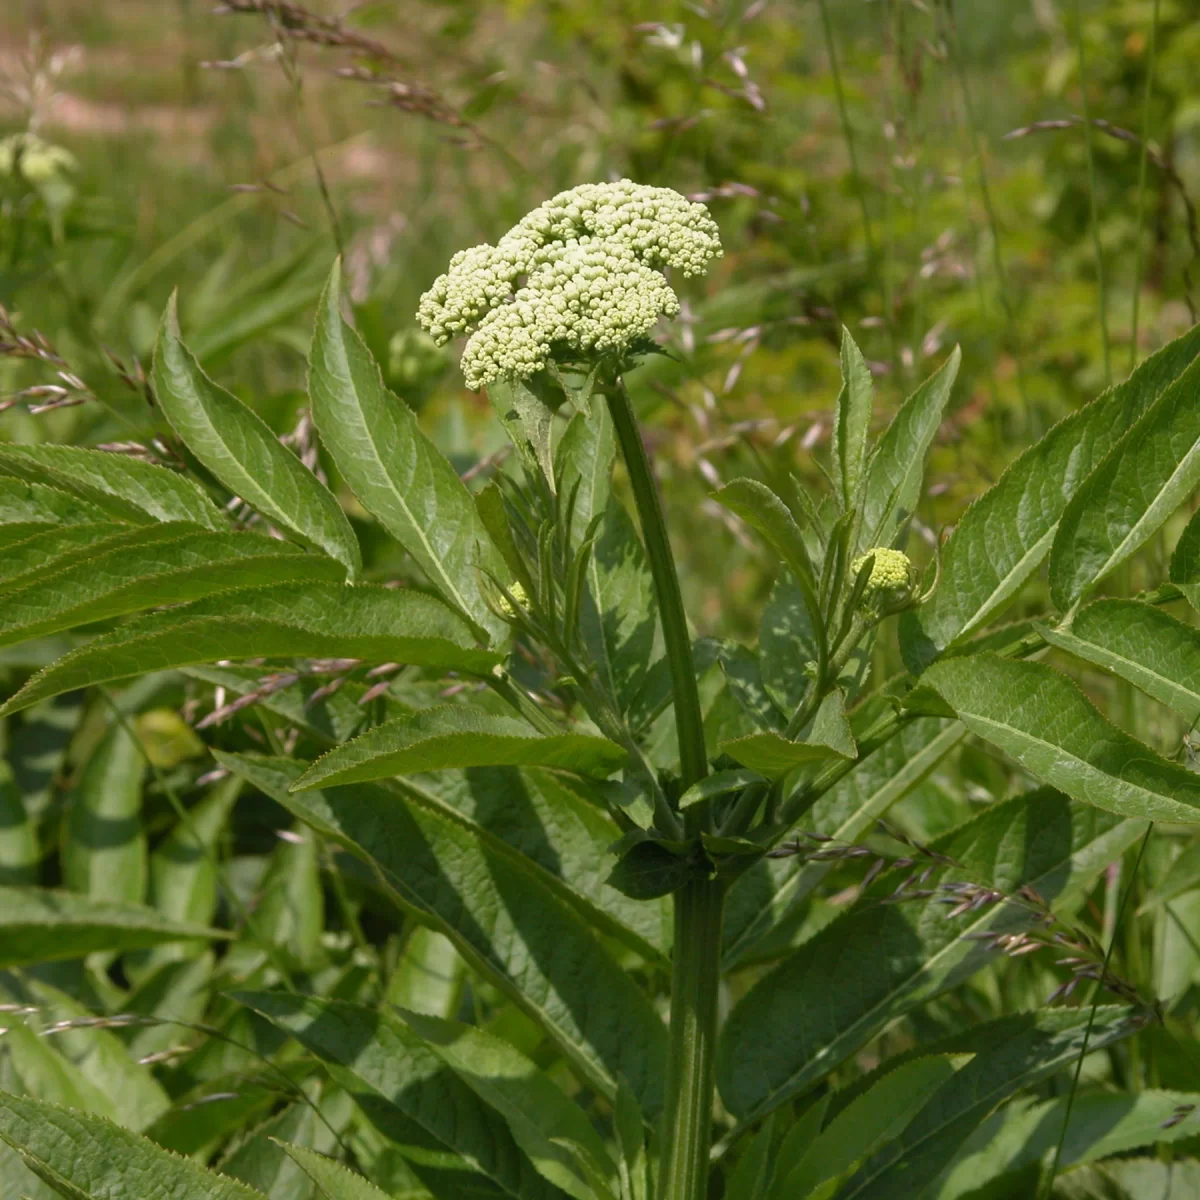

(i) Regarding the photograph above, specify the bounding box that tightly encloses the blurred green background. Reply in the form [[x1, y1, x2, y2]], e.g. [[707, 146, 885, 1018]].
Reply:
[[2, 0, 1197, 640]]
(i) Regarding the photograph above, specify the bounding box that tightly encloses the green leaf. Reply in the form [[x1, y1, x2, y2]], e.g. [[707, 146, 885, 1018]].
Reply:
[[556, 403, 614, 550], [0, 763, 38, 886], [0, 478, 111, 525], [233, 991, 569, 1200], [0, 582, 500, 719], [922, 653, 1200, 824], [249, 823, 325, 970], [717, 788, 1144, 1124], [768, 1094, 830, 1200], [1139, 837, 1200, 913], [152, 298, 361, 579], [781, 1056, 958, 1197], [759, 574, 818, 712], [0, 443, 224, 529], [809, 689, 856, 758], [489, 378, 558, 489], [274, 1143, 395, 1200], [398, 1010, 617, 1200], [904, 325, 1200, 665], [0, 887, 226, 969], [837, 1008, 1145, 1199], [1039, 599, 1200, 725], [831, 327, 874, 510], [309, 261, 506, 641], [680, 769, 766, 811], [1170, 505, 1200, 605], [387, 925, 463, 1019], [723, 719, 965, 968], [293, 707, 627, 791], [221, 755, 668, 1113], [723, 1115, 776, 1200], [859, 346, 960, 549], [221, 1102, 327, 1200], [606, 839, 696, 900], [713, 640, 785, 732], [62, 723, 146, 905], [613, 1080, 648, 1200], [718, 730, 849, 780], [0, 528, 345, 649], [0, 1091, 264, 1200], [1050, 351, 1200, 611], [934, 1089, 1200, 1199]]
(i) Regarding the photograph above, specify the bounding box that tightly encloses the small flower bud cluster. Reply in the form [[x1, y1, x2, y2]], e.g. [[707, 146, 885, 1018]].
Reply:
[[417, 180, 722, 389], [0, 133, 75, 185], [851, 548, 917, 611]]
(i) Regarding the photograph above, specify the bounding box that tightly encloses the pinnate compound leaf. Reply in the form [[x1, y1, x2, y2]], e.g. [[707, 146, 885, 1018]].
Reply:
[[0, 887, 226, 969], [922, 653, 1200, 824], [0, 1091, 264, 1200], [837, 1008, 1145, 1199], [1039, 599, 1200, 725], [0, 583, 500, 719], [905, 325, 1200, 665], [220, 755, 667, 1114], [718, 788, 1143, 1124], [153, 296, 362, 580], [293, 706, 627, 791], [1050, 351, 1200, 611], [0, 443, 224, 528], [234, 991, 567, 1200], [718, 730, 850, 780], [309, 261, 506, 641], [859, 346, 960, 549], [0, 528, 345, 649], [272, 1143, 394, 1200]]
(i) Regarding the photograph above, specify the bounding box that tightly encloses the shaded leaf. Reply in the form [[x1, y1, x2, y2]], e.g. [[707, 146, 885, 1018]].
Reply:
[[606, 839, 695, 900], [718, 730, 849, 780]]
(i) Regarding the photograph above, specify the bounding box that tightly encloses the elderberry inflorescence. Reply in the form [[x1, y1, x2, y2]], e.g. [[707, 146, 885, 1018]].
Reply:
[[417, 180, 722, 389]]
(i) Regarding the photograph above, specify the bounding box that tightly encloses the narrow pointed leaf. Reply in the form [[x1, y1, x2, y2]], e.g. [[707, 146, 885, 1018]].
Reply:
[[398, 1010, 617, 1200], [221, 756, 667, 1114], [0, 583, 499, 718], [838, 1008, 1145, 1199], [923, 653, 1200, 824], [718, 789, 1143, 1123], [1050, 352, 1200, 611], [294, 707, 626, 791], [832, 327, 874, 509], [0, 886, 226, 969], [0, 443, 224, 528], [0, 528, 345, 648], [718, 730, 849, 780], [234, 991, 570, 1200], [1039, 599, 1200, 725], [905, 326, 1200, 664], [0, 523, 154, 594], [309, 261, 505, 640], [859, 346, 960, 548], [154, 296, 361, 579], [0, 1092, 263, 1200], [274, 1143, 395, 1200]]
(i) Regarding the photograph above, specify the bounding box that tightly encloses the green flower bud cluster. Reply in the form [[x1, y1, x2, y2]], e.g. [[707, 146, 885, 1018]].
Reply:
[[851, 547, 917, 610], [417, 180, 722, 389], [0, 133, 76, 185]]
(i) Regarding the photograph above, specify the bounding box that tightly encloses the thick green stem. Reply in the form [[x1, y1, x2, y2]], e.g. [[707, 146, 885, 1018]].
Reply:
[[605, 374, 708, 792], [659, 876, 726, 1200]]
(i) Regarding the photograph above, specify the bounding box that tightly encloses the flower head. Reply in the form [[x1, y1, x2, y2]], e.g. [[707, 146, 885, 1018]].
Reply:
[[417, 180, 722, 389], [851, 548, 917, 611]]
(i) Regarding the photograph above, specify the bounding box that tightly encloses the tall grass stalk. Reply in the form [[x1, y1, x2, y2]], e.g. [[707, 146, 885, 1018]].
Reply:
[[1128, 0, 1161, 372]]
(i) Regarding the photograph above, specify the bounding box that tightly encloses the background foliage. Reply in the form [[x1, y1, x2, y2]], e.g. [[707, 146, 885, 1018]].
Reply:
[[2, 1, 1200, 1197]]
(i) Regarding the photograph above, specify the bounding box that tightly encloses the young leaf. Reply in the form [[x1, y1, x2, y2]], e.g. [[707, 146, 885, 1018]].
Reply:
[[292, 706, 627, 791], [0, 887, 226, 969], [837, 1008, 1146, 1199], [903, 324, 1200, 665], [0, 443, 224, 528], [859, 346, 960, 549], [1049, 352, 1200, 612], [309, 261, 506, 641], [0, 528, 345, 649], [397, 1009, 618, 1200], [153, 295, 362, 580], [220, 755, 668, 1114], [62, 723, 146, 905], [0, 582, 501, 719], [0, 1091, 264, 1200], [234, 991, 572, 1200], [274, 1143, 395, 1200], [922, 653, 1200, 824], [1038, 600, 1200, 725], [831, 327, 873, 511], [717, 789, 1144, 1124], [717, 730, 850, 780]]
